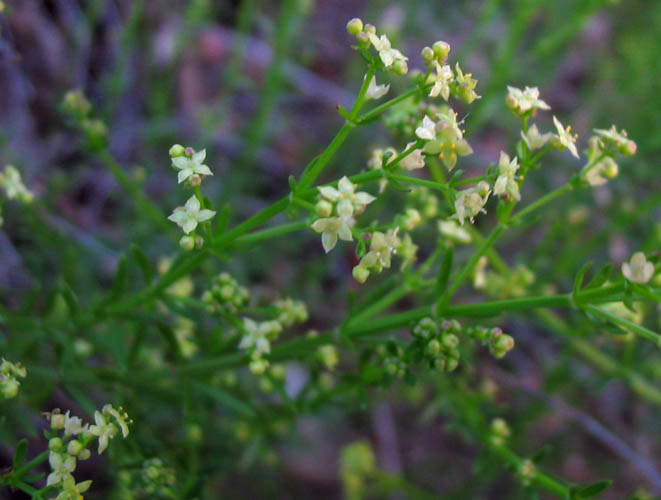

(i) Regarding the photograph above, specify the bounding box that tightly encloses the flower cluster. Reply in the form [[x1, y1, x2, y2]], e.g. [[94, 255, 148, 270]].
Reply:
[[506, 86, 550, 116], [311, 176, 375, 253], [580, 125, 637, 187], [353, 228, 402, 283], [0, 166, 34, 212], [489, 418, 511, 447], [46, 404, 131, 498], [61, 90, 107, 149], [347, 18, 408, 75], [465, 326, 516, 359], [0, 358, 26, 399], [167, 145, 216, 249], [340, 441, 377, 500], [493, 151, 521, 202], [412, 318, 462, 372], [415, 107, 473, 170], [238, 318, 283, 375], [141, 458, 177, 496], [202, 272, 250, 314], [274, 297, 309, 327]]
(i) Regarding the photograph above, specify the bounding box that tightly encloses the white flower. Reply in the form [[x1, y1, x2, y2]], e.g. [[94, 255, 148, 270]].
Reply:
[[168, 195, 216, 234], [453, 181, 490, 225], [493, 152, 520, 202], [429, 61, 453, 100], [415, 115, 436, 140], [89, 410, 118, 454], [438, 219, 471, 244], [622, 252, 654, 284], [552, 116, 579, 158], [399, 142, 425, 170], [360, 228, 401, 271], [239, 318, 282, 360], [63, 411, 88, 437], [594, 125, 636, 155], [103, 404, 130, 438], [311, 216, 353, 253], [318, 176, 375, 217], [365, 75, 389, 100], [47, 452, 76, 486], [521, 124, 552, 151], [0, 165, 34, 203], [367, 33, 407, 68], [506, 86, 550, 114], [171, 149, 213, 184]]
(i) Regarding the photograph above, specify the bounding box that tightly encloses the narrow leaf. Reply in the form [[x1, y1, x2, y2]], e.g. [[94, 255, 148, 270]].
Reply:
[[435, 247, 453, 296], [577, 479, 612, 498], [130, 244, 153, 284], [13, 439, 28, 470]]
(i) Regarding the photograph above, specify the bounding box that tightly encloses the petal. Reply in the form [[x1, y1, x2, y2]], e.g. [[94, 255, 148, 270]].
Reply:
[[182, 218, 198, 234], [311, 219, 329, 232], [337, 221, 353, 241], [184, 195, 200, 212], [178, 169, 192, 184], [321, 231, 338, 253], [337, 176, 354, 194], [195, 164, 213, 176], [354, 192, 376, 205], [643, 263, 655, 282], [196, 209, 216, 222], [168, 208, 187, 224], [415, 126, 435, 140], [47, 472, 60, 486], [318, 186, 340, 201], [337, 198, 354, 217], [379, 50, 394, 67], [172, 157, 189, 170], [193, 149, 206, 163], [552, 116, 563, 135]]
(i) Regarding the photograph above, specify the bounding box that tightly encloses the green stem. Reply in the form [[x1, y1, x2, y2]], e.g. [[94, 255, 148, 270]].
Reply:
[[388, 174, 449, 193], [585, 304, 661, 344]]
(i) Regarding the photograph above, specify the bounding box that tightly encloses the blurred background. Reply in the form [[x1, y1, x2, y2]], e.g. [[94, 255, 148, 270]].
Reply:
[[0, 0, 660, 498]]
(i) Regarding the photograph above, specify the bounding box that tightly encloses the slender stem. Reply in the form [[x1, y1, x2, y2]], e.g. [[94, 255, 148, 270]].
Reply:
[[585, 304, 661, 344], [229, 220, 308, 249], [511, 182, 574, 224], [357, 83, 431, 125], [388, 174, 449, 193]]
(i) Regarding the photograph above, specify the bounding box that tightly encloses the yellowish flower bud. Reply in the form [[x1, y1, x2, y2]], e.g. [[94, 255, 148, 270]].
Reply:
[[346, 18, 363, 36]]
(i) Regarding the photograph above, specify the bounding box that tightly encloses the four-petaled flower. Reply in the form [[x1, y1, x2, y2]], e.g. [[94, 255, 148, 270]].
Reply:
[[367, 33, 407, 69], [415, 115, 437, 141], [55, 478, 92, 500], [63, 411, 88, 437], [453, 63, 480, 104], [506, 86, 550, 115], [418, 113, 473, 170], [365, 75, 389, 100], [429, 62, 453, 100], [521, 124, 552, 151], [552, 116, 579, 158], [239, 318, 281, 359], [47, 452, 76, 486], [493, 152, 521, 202], [318, 176, 375, 217], [168, 195, 216, 234], [311, 216, 353, 253], [172, 149, 213, 184], [453, 181, 490, 225], [622, 252, 654, 284], [89, 410, 118, 454]]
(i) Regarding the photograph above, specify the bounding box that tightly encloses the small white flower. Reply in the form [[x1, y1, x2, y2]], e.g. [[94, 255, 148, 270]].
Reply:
[[584, 156, 618, 186], [89, 410, 118, 454], [622, 252, 654, 284], [311, 216, 353, 253], [438, 219, 471, 244], [493, 152, 520, 202], [429, 61, 453, 100], [521, 124, 552, 151], [367, 33, 407, 68], [552, 116, 579, 158], [506, 86, 550, 114], [415, 115, 436, 140], [63, 411, 88, 437], [365, 75, 390, 100], [318, 176, 375, 217], [360, 228, 401, 271], [172, 149, 213, 184], [168, 195, 216, 234], [55, 478, 92, 500], [103, 404, 130, 438], [399, 142, 425, 170], [0, 165, 34, 203], [47, 452, 76, 486], [453, 181, 490, 225]]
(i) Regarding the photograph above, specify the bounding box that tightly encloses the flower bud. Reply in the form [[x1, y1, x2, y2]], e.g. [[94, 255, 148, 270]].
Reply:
[[352, 265, 370, 284], [356, 32, 370, 49], [249, 358, 269, 375], [51, 413, 66, 430], [432, 40, 451, 61], [195, 236, 204, 249], [346, 18, 363, 36], [1, 378, 19, 399], [185, 147, 195, 157], [79, 449, 91, 460], [188, 174, 202, 186], [392, 59, 408, 76], [179, 235, 195, 251], [427, 339, 441, 355], [49, 437, 64, 451], [169, 144, 186, 157], [67, 439, 84, 456], [442, 333, 459, 349], [421, 46, 435, 63], [620, 139, 637, 156], [315, 199, 333, 217], [363, 24, 376, 35], [603, 160, 619, 179]]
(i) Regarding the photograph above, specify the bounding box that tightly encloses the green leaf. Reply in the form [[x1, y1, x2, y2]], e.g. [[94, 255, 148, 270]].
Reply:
[[192, 382, 256, 417], [531, 444, 552, 464], [110, 255, 128, 300], [214, 203, 231, 239], [59, 280, 79, 316], [12, 439, 28, 471], [573, 261, 592, 300], [584, 263, 612, 290], [155, 321, 182, 361], [576, 479, 612, 498], [130, 244, 153, 284], [435, 247, 453, 296]]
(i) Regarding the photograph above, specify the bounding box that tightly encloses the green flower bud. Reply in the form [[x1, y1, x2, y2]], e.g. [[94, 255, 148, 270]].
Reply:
[[346, 18, 363, 36], [352, 265, 370, 284], [363, 24, 376, 35], [67, 439, 84, 456], [49, 437, 64, 451], [427, 339, 441, 355], [442, 333, 459, 349], [421, 46, 435, 63], [169, 144, 186, 157], [179, 235, 195, 251], [392, 59, 408, 76], [620, 139, 637, 156], [51, 413, 66, 430], [432, 40, 451, 61], [356, 32, 370, 49], [79, 448, 91, 460], [315, 199, 333, 217]]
